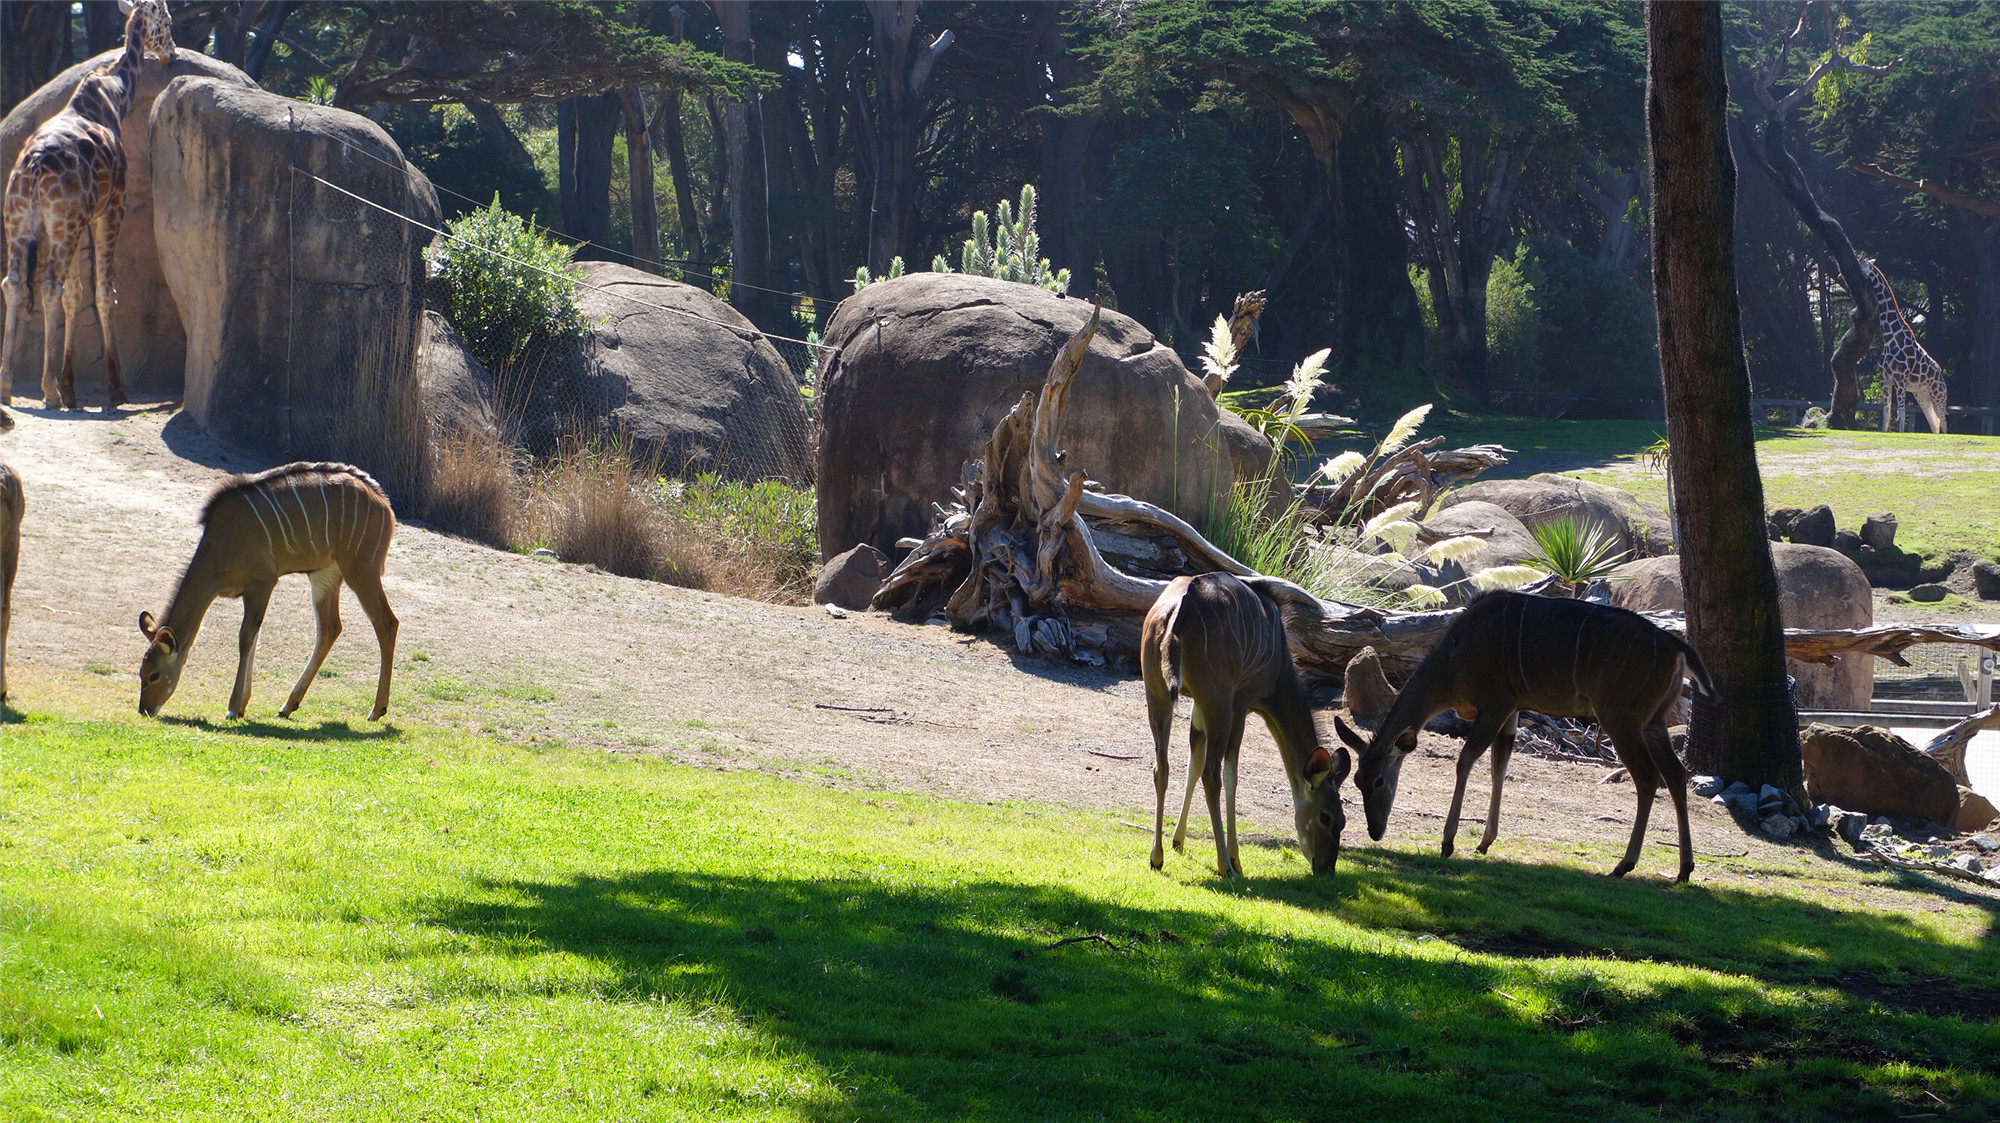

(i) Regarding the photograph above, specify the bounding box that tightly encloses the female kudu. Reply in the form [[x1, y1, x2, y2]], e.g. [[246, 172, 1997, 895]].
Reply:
[[139, 462, 398, 720], [1143, 572, 1349, 878], [0, 454, 20, 704]]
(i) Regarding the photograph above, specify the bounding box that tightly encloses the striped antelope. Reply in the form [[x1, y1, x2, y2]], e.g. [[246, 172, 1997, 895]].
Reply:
[[0, 456, 20, 704], [138, 463, 398, 720], [1334, 590, 1715, 883], [1143, 572, 1350, 878]]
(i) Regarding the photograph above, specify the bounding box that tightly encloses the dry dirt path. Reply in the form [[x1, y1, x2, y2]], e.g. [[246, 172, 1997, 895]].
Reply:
[[0, 401, 1876, 885]]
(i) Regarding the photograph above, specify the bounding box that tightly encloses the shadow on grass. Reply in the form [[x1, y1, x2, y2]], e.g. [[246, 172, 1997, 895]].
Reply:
[[157, 714, 399, 742], [414, 864, 1994, 1121]]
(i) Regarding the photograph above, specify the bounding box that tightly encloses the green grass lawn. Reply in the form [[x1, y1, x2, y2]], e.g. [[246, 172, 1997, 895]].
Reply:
[[3, 695, 1997, 1121]]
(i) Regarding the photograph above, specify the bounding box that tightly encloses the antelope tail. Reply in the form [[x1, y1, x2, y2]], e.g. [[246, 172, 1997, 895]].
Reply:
[[1671, 636, 1719, 699], [1152, 591, 1188, 698]]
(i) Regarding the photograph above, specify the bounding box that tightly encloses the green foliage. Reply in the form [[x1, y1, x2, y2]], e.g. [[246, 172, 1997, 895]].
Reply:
[[389, 104, 554, 225], [426, 195, 587, 371], [850, 256, 904, 292], [1484, 247, 1543, 390], [1516, 235, 1660, 404], [660, 474, 819, 599], [953, 185, 1070, 293], [1520, 516, 1629, 594]]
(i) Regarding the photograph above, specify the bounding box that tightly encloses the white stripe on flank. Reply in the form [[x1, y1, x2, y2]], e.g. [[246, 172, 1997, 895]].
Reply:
[[240, 489, 276, 553], [262, 487, 297, 553], [292, 487, 316, 555], [317, 483, 332, 552], [339, 484, 353, 551]]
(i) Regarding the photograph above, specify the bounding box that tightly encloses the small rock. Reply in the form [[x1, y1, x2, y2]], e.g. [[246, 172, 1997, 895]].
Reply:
[[1970, 833, 1998, 853], [1860, 822, 1896, 841], [1768, 507, 1804, 539], [1958, 789, 1998, 833], [1690, 775, 1725, 798], [823, 603, 849, 619], [1788, 504, 1836, 547], [1972, 560, 2000, 601], [813, 542, 889, 610], [1829, 808, 1868, 845], [1833, 529, 1863, 553], [1926, 844, 1953, 859], [1723, 781, 1754, 797], [1949, 854, 1983, 874], [1985, 867, 2000, 883], [531, 547, 558, 559], [1760, 813, 1799, 838], [1859, 513, 1898, 550], [1807, 804, 1831, 829], [1908, 583, 1950, 603]]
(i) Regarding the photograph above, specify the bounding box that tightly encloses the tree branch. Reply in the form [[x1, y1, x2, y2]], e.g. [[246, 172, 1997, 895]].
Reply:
[[1850, 162, 2000, 219]]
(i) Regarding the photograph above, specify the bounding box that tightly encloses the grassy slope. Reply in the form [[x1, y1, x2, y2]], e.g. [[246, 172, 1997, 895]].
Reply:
[[3, 696, 1997, 1122], [1423, 419, 2000, 572]]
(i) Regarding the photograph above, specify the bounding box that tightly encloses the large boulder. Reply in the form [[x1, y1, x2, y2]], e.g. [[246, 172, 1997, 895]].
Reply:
[[150, 77, 437, 470], [1801, 723, 1961, 827], [814, 273, 1260, 562], [1419, 500, 1538, 596], [0, 51, 255, 398], [1609, 543, 1874, 709], [513, 261, 811, 481], [414, 310, 495, 436], [1440, 473, 1673, 560]]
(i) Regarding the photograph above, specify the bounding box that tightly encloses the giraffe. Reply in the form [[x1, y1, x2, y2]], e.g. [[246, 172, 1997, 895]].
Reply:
[[1861, 256, 1949, 434], [0, 0, 175, 413]]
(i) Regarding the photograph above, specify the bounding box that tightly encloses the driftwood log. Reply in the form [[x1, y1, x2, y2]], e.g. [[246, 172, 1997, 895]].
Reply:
[[873, 313, 2000, 685]]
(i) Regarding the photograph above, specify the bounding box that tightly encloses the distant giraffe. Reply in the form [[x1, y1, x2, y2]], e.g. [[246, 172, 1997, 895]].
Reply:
[[0, 0, 175, 412], [1862, 256, 1949, 434]]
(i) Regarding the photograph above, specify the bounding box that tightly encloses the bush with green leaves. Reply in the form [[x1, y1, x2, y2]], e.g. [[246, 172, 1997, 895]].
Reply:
[[1517, 235, 1660, 406], [426, 195, 588, 372], [1485, 246, 1543, 390], [936, 185, 1070, 294]]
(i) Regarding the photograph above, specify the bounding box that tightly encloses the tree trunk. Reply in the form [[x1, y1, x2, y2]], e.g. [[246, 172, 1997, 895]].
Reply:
[[1962, 214, 2000, 409], [1647, 1, 1802, 796], [557, 93, 620, 258], [464, 101, 556, 225], [716, 1, 773, 329], [1, 0, 71, 118], [862, 2, 952, 274], [659, 89, 703, 267], [1036, 8, 1099, 298], [1332, 113, 1428, 391], [81, 1, 124, 58], [620, 87, 663, 275], [240, 1, 294, 83]]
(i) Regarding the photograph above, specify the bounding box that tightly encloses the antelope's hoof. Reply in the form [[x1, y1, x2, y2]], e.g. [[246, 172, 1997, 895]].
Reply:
[[1474, 842, 1494, 855], [368, 706, 388, 721], [107, 393, 127, 409], [1609, 862, 1635, 879], [1150, 850, 1164, 871], [277, 705, 297, 719], [225, 709, 244, 720], [1171, 837, 1186, 854]]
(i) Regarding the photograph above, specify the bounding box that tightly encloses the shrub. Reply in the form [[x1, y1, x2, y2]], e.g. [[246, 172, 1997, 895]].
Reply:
[[519, 441, 679, 584], [944, 185, 1071, 294], [426, 195, 588, 372], [1485, 247, 1543, 391], [1517, 235, 1660, 407], [660, 475, 819, 602]]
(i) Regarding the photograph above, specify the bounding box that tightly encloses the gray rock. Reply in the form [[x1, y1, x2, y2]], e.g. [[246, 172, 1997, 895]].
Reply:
[[1908, 583, 1950, 603], [151, 78, 436, 472], [1833, 529, 1862, 553], [813, 542, 889, 610], [414, 309, 496, 436], [1412, 502, 1537, 598], [1829, 808, 1868, 845], [1760, 813, 1799, 838], [816, 273, 1254, 563], [1440, 474, 1674, 560], [1860, 513, 1898, 549], [1860, 821, 1896, 841], [1972, 560, 2000, 601], [531, 548, 558, 559], [0, 51, 256, 399], [1926, 844, 1953, 859], [1768, 508, 1803, 539], [1690, 775, 1725, 798], [1970, 833, 1998, 853], [1788, 504, 1836, 547], [1985, 867, 2000, 883], [1611, 545, 1873, 710], [1801, 723, 1961, 826], [1949, 854, 1983, 873]]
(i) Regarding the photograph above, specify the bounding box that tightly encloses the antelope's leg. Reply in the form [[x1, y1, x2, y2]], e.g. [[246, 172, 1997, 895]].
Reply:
[[89, 208, 125, 408], [345, 564, 398, 720], [1604, 719, 1659, 878], [1172, 709, 1207, 853], [1200, 707, 1248, 875], [1146, 678, 1176, 870], [281, 567, 343, 718], [228, 583, 274, 719], [1642, 712, 1695, 883], [1475, 712, 1521, 854], [0, 518, 13, 704], [1221, 705, 1245, 876], [1441, 708, 1511, 859]]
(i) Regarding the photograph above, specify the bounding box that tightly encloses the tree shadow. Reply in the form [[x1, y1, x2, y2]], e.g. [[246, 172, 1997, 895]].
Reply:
[[411, 861, 1996, 1121], [157, 714, 398, 742]]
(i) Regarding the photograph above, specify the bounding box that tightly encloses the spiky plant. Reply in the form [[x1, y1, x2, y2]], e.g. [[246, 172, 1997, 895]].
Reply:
[[955, 185, 1070, 293], [1521, 517, 1629, 596]]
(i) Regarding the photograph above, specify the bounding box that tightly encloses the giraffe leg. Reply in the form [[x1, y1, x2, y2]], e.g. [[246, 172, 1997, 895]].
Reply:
[[53, 240, 87, 411], [36, 268, 65, 409], [0, 263, 23, 406], [90, 208, 125, 409]]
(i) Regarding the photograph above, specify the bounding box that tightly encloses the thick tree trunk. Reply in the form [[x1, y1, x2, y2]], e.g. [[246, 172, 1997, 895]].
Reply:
[[620, 87, 663, 275], [1647, 1, 1802, 796], [239, 1, 294, 81], [1963, 214, 2000, 409], [2, 1, 70, 119], [862, 2, 952, 274], [1036, 10, 1099, 299], [1333, 114, 1428, 390], [716, 1, 773, 328], [659, 90, 703, 267], [558, 93, 620, 259], [81, 1, 125, 58]]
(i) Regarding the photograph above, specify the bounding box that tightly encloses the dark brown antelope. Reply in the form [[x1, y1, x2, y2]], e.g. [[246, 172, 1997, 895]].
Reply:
[[139, 462, 398, 720], [1334, 590, 1715, 883], [1143, 572, 1349, 878], [0, 457, 20, 704]]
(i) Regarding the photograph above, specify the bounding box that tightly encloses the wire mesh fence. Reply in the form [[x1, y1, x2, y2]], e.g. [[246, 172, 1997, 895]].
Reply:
[[1872, 642, 1995, 705], [276, 141, 828, 601]]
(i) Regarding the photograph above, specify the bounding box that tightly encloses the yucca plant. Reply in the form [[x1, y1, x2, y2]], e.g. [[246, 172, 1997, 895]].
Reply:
[[1520, 516, 1628, 596]]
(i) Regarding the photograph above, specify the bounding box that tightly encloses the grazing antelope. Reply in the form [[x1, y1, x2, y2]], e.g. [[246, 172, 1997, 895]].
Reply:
[[138, 463, 398, 720], [1143, 572, 1350, 878], [0, 458, 20, 705], [1335, 590, 1714, 882]]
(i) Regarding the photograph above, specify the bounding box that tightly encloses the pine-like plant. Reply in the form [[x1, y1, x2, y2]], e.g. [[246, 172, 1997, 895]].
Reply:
[[949, 185, 1070, 293]]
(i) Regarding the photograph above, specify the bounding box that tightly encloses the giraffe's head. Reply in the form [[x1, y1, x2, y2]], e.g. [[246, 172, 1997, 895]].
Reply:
[[116, 0, 177, 64], [137, 611, 187, 717]]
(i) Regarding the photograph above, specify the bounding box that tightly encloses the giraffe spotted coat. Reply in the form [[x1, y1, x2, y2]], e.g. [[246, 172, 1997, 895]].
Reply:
[[1863, 257, 1949, 434]]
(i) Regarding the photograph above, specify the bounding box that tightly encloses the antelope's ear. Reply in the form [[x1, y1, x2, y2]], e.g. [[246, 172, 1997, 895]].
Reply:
[[1333, 715, 1369, 752], [1304, 747, 1333, 787], [138, 611, 157, 639], [154, 626, 177, 654], [1331, 746, 1353, 784], [1394, 727, 1417, 754]]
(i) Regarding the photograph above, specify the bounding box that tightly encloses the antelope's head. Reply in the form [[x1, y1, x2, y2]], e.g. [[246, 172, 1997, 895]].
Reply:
[[137, 611, 185, 716], [117, 0, 177, 64], [1291, 744, 1352, 875], [1336, 716, 1415, 842]]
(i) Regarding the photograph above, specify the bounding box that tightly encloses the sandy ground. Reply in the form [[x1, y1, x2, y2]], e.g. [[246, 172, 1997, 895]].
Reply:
[[0, 401, 1988, 888]]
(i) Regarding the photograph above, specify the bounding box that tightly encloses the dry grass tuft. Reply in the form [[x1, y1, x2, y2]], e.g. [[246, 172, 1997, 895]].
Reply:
[[424, 427, 517, 548]]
